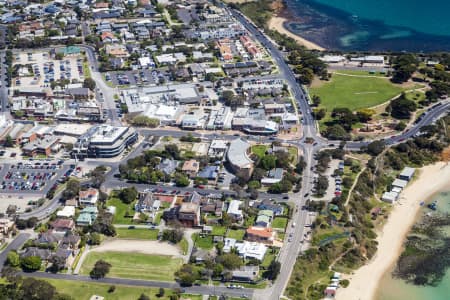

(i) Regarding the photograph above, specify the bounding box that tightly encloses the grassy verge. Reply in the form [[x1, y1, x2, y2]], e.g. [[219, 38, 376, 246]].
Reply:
[[115, 228, 159, 240], [79, 252, 182, 282], [42, 279, 176, 300], [179, 238, 189, 255]]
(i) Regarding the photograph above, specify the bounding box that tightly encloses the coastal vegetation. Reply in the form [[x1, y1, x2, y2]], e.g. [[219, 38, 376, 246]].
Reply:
[[286, 115, 450, 299]]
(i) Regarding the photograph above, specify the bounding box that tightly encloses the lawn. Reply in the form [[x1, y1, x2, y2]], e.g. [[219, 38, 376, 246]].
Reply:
[[106, 197, 136, 225], [79, 252, 182, 282], [192, 233, 214, 250], [226, 229, 245, 240], [251, 145, 268, 159], [42, 279, 176, 300], [287, 146, 298, 164], [212, 225, 227, 236], [310, 73, 404, 112], [115, 228, 159, 240], [179, 238, 189, 255], [272, 217, 288, 230]]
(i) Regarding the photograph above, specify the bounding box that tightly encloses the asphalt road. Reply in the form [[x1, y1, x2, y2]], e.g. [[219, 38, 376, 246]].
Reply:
[[0, 50, 9, 112], [22, 272, 254, 298], [0, 233, 30, 272]]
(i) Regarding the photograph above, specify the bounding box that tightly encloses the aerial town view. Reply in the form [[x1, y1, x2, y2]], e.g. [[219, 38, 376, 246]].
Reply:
[[0, 0, 450, 300]]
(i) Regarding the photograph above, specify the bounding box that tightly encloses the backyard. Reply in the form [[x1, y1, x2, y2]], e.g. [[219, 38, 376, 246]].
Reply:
[[106, 197, 136, 225], [226, 229, 246, 240], [79, 251, 182, 282]]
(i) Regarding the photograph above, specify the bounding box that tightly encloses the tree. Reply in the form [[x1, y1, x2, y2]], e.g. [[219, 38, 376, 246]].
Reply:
[[389, 97, 417, 119], [164, 144, 180, 159], [312, 95, 321, 106], [90, 260, 111, 279], [119, 186, 138, 204], [138, 294, 150, 300], [313, 108, 326, 120], [6, 251, 20, 267], [367, 140, 385, 156], [161, 228, 184, 243], [83, 78, 96, 91], [90, 166, 106, 188], [175, 174, 190, 187], [158, 287, 165, 297], [356, 108, 375, 123], [108, 285, 116, 293], [176, 264, 200, 286], [89, 232, 101, 245], [325, 124, 351, 140], [217, 253, 243, 270], [395, 121, 407, 131], [4, 135, 14, 147], [295, 67, 314, 85], [19, 277, 56, 300], [131, 115, 160, 128], [260, 155, 276, 170], [48, 255, 66, 273], [221, 90, 235, 105], [20, 256, 42, 272], [62, 178, 80, 200], [264, 260, 281, 280]]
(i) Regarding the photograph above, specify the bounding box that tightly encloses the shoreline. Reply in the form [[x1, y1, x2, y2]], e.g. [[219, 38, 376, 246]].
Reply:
[[268, 15, 325, 51], [335, 161, 450, 300]]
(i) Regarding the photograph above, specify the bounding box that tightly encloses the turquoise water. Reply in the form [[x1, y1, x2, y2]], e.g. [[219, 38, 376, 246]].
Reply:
[[376, 190, 450, 300], [312, 0, 450, 36], [285, 0, 450, 51]]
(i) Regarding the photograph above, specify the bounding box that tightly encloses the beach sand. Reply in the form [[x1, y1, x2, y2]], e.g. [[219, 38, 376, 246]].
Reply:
[[268, 16, 325, 51], [336, 161, 450, 300]]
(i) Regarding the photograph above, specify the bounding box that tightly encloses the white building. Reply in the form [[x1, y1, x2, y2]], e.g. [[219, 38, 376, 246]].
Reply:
[[399, 167, 415, 181], [382, 191, 398, 203], [56, 206, 76, 218], [227, 200, 243, 221], [234, 241, 267, 261]]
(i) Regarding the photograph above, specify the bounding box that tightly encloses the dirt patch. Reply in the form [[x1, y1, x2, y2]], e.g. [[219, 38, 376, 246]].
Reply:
[[92, 239, 181, 256]]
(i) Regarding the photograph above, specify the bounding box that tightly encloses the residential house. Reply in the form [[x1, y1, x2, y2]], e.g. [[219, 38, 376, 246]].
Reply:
[[157, 158, 178, 176], [134, 192, 161, 214], [246, 226, 275, 245], [20, 247, 52, 261], [223, 238, 237, 253], [178, 202, 200, 227], [201, 200, 223, 217], [257, 199, 284, 216], [0, 218, 14, 237], [76, 207, 98, 226], [255, 210, 274, 228], [261, 168, 283, 186], [234, 241, 267, 261], [227, 200, 243, 221], [78, 188, 99, 207], [56, 206, 76, 218], [182, 159, 200, 178], [50, 218, 75, 234], [231, 266, 260, 283]]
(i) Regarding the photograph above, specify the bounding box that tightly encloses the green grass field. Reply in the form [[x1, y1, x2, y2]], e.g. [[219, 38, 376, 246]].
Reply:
[[115, 228, 159, 240], [311, 73, 404, 112], [251, 145, 268, 159], [272, 217, 288, 230], [79, 252, 182, 281], [43, 279, 174, 300], [226, 229, 246, 240], [106, 197, 136, 225]]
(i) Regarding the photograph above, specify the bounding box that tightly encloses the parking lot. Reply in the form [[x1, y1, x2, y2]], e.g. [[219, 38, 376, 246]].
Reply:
[[105, 69, 168, 87], [0, 162, 70, 196], [13, 51, 85, 89]]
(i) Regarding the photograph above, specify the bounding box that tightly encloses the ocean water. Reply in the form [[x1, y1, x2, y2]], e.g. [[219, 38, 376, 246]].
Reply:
[[285, 0, 450, 51], [375, 190, 450, 300]]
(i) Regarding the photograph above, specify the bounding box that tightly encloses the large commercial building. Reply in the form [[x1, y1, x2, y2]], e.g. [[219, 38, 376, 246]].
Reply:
[[71, 125, 138, 158], [226, 138, 254, 179]]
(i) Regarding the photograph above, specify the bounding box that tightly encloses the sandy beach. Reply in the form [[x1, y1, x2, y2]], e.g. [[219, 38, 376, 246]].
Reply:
[[268, 16, 325, 51], [336, 161, 450, 300]]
